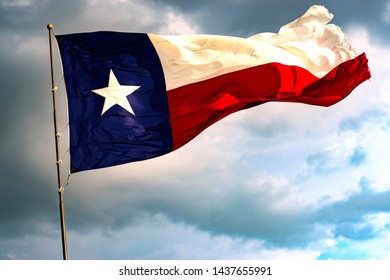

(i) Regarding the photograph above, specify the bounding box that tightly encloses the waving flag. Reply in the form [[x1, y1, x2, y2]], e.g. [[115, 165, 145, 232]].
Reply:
[[56, 5, 370, 173]]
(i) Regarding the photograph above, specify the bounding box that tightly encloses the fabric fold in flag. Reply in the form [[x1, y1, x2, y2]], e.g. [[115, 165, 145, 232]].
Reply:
[[56, 5, 370, 173]]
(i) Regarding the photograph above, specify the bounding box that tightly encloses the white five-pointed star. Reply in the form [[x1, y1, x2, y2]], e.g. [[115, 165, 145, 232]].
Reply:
[[92, 69, 140, 115]]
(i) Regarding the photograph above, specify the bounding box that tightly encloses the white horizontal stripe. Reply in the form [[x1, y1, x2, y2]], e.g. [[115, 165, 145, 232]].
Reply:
[[149, 5, 357, 90]]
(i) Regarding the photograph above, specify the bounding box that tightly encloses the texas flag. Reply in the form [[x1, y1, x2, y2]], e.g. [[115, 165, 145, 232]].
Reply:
[[56, 5, 370, 173]]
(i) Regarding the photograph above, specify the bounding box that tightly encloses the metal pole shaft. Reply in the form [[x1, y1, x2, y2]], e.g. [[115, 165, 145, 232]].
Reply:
[[47, 23, 69, 260]]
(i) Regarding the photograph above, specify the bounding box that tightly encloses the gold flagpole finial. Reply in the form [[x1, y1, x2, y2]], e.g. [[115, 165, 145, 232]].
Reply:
[[47, 23, 53, 30]]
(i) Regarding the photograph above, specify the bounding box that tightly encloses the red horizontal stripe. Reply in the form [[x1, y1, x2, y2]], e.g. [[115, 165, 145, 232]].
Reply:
[[167, 53, 370, 150]]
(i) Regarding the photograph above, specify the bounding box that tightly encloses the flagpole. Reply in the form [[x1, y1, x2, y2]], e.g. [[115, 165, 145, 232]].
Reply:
[[47, 23, 69, 260]]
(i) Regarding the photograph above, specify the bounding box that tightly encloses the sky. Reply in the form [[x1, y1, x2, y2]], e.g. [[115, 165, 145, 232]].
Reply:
[[0, 0, 389, 260]]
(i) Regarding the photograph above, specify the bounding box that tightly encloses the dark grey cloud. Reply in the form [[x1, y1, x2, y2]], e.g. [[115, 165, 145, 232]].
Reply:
[[0, 0, 81, 258], [316, 182, 390, 224], [153, 0, 390, 44], [0, 0, 178, 251], [60, 167, 390, 253], [64, 176, 313, 247]]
